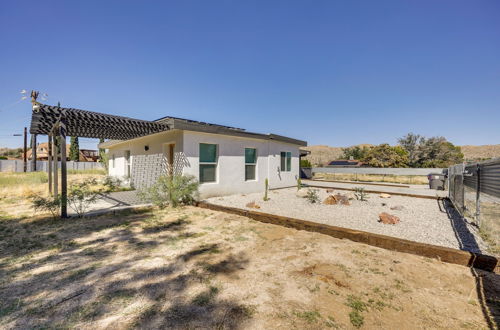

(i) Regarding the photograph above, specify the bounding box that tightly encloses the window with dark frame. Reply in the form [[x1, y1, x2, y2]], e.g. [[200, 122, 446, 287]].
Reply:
[[280, 151, 292, 171], [199, 143, 217, 183], [245, 148, 257, 181]]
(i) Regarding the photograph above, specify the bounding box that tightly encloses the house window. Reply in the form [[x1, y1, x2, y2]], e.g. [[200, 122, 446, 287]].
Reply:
[[125, 150, 131, 178], [199, 143, 217, 183], [280, 152, 292, 172], [245, 148, 257, 181]]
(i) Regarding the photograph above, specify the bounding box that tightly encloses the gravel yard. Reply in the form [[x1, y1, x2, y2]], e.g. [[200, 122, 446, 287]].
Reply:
[[205, 187, 489, 253]]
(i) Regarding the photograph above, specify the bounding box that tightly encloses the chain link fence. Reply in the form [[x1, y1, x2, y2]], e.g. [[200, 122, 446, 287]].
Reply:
[[448, 158, 500, 255]]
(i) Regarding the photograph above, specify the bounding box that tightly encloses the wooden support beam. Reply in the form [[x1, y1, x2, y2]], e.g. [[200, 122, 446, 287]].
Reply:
[[53, 131, 58, 196], [31, 134, 37, 171], [23, 127, 27, 172], [60, 120, 68, 218], [48, 134, 53, 195]]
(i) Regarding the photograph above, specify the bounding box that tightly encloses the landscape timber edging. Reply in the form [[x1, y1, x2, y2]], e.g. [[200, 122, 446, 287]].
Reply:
[[197, 201, 499, 273], [305, 184, 443, 200]]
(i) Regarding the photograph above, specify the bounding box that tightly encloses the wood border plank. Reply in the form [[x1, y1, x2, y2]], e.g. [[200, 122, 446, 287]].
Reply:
[[197, 201, 499, 273]]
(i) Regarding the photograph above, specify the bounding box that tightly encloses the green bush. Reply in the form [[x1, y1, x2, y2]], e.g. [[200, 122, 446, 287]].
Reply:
[[306, 189, 320, 204], [141, 175, 199, 208], [30, 195, 61, 220], [300, 159, 312, 168], [102, 176, 123, 192], [68, 178, 100, 217], [354, 187, 368, 201]]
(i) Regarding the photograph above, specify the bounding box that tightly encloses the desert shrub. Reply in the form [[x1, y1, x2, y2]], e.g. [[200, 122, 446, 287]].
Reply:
[[300, 159, 312, 168], [30, 195, 61, 220], [141, 174, 199, 208], [0, 156, 7, 160], [68, 178, 100, 217], [306, 189, 320, 204], [354, 187, 368, 201], [297, 177, 302, 191], [102, 176, 123, 192]]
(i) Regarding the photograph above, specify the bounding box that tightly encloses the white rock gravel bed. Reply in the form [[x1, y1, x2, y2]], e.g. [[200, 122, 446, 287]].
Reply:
[[205, 187, 488, 253]]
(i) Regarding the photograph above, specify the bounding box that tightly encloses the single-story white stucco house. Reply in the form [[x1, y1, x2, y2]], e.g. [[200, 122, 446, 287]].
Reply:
[[99, 117, 307, 198]]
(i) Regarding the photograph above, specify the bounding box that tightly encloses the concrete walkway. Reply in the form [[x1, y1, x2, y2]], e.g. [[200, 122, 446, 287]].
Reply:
[[303, 179, 448, 198], [68, 190, 150, 217]]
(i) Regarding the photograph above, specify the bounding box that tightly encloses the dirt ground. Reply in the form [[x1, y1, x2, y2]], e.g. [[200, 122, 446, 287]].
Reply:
[[1, 204, 499, 329]]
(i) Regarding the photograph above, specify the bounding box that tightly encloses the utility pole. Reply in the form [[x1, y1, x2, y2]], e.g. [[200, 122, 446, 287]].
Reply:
[[23, 127, 27, 172]]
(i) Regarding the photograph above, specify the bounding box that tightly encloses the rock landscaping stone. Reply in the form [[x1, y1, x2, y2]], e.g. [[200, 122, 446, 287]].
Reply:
[[296, 190, 308, 198], [379, 193, 392, 198], [379, 212, 400, 224], [323, 195, 337, 205], [391, 205, 404, 211], [335, 194, 351, 206], [246, 201, 261, 209], [326, 189, 334, 193]]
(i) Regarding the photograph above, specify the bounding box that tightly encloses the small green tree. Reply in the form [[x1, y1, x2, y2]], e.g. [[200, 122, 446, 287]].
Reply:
[[68, 178, 100, 217], [69, 136, 80, 161], [361, 144, 409, 168], [341, 146, 371, 160]]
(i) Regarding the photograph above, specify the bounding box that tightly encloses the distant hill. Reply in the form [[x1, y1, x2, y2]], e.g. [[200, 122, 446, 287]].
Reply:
[[302, 144, 500, 166]]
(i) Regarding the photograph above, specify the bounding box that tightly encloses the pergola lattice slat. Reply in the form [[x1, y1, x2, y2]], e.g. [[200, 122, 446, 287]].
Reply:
[[30, 104, 169, 140]]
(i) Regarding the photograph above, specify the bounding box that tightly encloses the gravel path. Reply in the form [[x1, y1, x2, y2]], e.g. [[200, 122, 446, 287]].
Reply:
[[205, 187, 488, 253], [303, 179, 448, 198]]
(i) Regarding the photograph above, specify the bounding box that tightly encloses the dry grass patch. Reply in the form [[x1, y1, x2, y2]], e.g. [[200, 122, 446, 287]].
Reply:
[[0, 195, 498, 328]]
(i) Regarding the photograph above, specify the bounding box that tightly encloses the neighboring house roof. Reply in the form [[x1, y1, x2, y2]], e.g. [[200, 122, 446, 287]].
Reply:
[[27, 143, 98, 161], [327, 160, 364, 167], [100, 116, 307, 148]]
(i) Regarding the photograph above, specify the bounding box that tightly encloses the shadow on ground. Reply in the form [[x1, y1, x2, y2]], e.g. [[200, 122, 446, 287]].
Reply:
[[438, 199, 499, 328], [0, 208, 252, 329]]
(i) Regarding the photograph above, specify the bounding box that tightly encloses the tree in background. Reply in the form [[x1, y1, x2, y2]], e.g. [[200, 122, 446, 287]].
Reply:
[[98, 138, 108, 171], [417, 137, 464, 167], [398, 133, 424, 167], [341, 145, 371, 160], [69, 137, 80, 161], [362, 144, 409, 168], [398, 134, 463, 168], [300, 159, 312, 167]]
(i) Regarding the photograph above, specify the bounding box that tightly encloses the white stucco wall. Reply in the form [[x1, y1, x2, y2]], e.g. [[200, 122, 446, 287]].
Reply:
[[106, 129, 302, 198], [182, 131, 300, 198]]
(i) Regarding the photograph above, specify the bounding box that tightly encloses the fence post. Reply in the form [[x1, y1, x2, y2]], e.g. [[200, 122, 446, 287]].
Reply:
[[475, 164, 481, 226]]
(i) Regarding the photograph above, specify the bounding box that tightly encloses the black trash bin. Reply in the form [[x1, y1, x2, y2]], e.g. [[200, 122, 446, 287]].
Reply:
[[428, 173, 445, 190]]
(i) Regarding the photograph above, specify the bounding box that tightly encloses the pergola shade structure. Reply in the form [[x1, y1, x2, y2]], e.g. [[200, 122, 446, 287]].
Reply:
[[29, 96, 170, 217], [30, 104, 169, 140]]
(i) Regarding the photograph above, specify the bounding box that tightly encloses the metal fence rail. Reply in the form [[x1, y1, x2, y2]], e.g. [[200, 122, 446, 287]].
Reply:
[[448, 158, 500, 253]]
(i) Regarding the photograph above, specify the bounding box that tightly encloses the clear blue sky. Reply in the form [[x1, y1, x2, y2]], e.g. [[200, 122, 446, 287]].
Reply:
[[1, 0, 499, 149]]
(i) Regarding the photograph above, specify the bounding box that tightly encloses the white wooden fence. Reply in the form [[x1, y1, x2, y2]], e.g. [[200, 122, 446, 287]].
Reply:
[[0, 160, 104, 172]]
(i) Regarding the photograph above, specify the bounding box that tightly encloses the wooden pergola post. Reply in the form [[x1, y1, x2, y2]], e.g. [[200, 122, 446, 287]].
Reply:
[[60, 119, 68, 218], [48, 134, 53, 195], [31, 134, 37, 172], [53, 131, 58, 196]]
